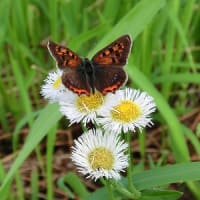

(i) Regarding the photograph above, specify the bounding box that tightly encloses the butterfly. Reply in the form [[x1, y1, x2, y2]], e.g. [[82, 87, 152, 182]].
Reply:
[[47, 35, 132, 96]]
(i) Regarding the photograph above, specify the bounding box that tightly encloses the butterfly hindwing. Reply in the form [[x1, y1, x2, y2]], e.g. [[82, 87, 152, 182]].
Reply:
[[94, 66, 127, 95], [92, 35, 132, 67], [62, 68, 90, 96], [47, 41, 81, 69]]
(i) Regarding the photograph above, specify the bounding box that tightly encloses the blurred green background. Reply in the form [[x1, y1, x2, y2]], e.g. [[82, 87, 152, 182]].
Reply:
[[0, 0, 200, 199]]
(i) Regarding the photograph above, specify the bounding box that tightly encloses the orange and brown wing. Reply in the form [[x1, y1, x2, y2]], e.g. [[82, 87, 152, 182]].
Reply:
[[62, 68, 90, 96], [47, 40, 82, 69], [92, 35, 132, 67], [94, 66, 127, 95]]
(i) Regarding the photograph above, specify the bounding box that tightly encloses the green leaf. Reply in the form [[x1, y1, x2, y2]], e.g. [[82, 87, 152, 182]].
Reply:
[[83, 187, 108, 200], [30, 169, 39, 200], [139, 189, 182, 200], [9, 52, 33, 125], [46, 127, 57, 200], [182, 125, 200, 155], [133, 162, 200, 189], [84, 162, 200, 200], [153, 73, 200, 84], [57, 172, 89, 199]]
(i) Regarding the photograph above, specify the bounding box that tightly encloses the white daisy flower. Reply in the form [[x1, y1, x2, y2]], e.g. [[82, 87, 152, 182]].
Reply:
[[71, 129, 128, 181], [60, 91, 106, 125], [40, 69, 71, 102], [96, 88, 156, 134]]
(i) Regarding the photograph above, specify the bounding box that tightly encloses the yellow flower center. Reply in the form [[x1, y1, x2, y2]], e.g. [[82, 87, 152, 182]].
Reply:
[[76, 92, 104, 113], [111, 100, 141, 123], [53, 77, 62, 89], [88, 147, 114, 170]]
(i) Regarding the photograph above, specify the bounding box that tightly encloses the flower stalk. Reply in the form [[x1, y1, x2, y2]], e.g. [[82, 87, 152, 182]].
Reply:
[[126, 131, 141, 199]]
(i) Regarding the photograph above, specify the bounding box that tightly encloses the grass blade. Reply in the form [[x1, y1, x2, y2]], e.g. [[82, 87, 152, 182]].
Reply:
[[89, 0, 165, 57]]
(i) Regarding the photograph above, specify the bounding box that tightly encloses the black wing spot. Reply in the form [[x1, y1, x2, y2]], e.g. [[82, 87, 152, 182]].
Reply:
[[115, 52, 120, 57], [112, 57, 116, 63], [108, 47, 114, 53], [112, 74, 118, 82], [117, 43, 121, 48], [61, 55, 65, 60]]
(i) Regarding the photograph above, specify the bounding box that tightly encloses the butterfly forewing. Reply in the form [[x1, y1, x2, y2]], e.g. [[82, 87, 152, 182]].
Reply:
[[92, 35, 131, 67], [47, 41, 82, 69]]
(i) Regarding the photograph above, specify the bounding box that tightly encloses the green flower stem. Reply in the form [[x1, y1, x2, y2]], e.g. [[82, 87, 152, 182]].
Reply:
[[101, 178, 115, 200], [113, 182, 135, 199], [126, 131, 141, 199], [81, 121, 88, 132]]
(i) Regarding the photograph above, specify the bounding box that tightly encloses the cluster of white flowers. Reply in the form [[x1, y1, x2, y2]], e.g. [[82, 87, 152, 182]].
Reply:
[[41, 69, 156, 181]]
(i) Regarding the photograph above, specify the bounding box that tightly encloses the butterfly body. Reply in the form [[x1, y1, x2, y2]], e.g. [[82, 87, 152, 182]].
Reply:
[[73, 58, 95, 94], [47, 35, 132, 96]]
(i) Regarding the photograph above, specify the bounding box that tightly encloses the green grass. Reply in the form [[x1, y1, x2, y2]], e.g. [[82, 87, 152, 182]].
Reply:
[[0, 0, 200, 199]]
